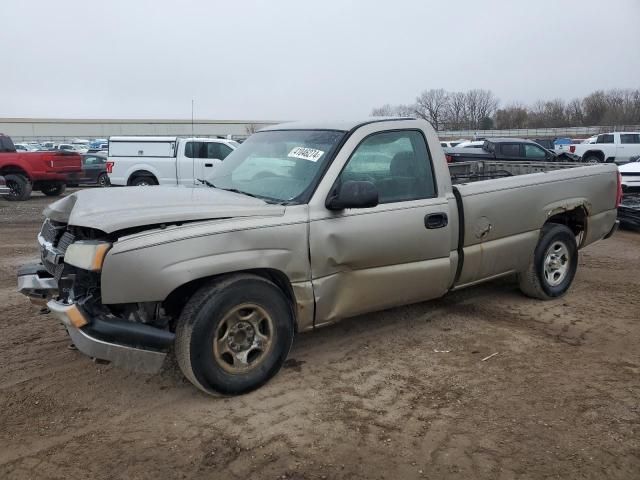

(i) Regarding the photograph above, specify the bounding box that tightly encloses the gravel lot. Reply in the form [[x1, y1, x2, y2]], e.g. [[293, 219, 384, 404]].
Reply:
[[1, 191, 639, 479]]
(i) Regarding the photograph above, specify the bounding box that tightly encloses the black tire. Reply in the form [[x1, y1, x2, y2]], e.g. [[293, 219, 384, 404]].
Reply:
[[518, 223, 578, 300], [131, 175, 158, 186], [583, 155, 601, 164], [40, 182, 66, 196], [175, 274, 295, 395], [97, 173, 110, 187], [2, 174, 32, 201]]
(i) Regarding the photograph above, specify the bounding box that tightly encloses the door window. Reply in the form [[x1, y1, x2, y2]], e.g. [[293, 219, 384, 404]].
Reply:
[[206, 142, 233, 160], [500, 144, 522, 157], [524, 144, 547, 159], [596, 134, 614, 144], [620, 134, 640, 144], [338, 130, 436, 204]]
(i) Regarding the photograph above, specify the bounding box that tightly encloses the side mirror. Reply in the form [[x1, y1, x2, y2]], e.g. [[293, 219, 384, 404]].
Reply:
[[326, 180, 379, 210]]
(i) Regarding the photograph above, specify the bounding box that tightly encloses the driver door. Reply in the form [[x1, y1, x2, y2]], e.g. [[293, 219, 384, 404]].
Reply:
[[308, 129, 453, 325]]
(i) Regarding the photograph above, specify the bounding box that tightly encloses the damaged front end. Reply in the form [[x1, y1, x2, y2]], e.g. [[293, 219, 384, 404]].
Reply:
[[17, 218, 174, 374]]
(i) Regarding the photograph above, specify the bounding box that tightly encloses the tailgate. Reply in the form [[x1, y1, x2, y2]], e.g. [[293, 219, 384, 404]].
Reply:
[[47, 152, 82, 172]]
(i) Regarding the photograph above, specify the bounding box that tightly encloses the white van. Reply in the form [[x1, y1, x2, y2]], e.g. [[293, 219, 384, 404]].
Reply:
[[107, 136, 237, 186]]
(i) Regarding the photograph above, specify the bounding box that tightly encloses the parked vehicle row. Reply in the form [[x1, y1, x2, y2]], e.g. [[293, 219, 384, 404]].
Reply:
[[106, 136, 237, 186], [0, 134, 82, 201], [565, 132, 640, 164], [444, 138, 561, 163], [17, 118, 620, 395], [619, 158, 640, 191]]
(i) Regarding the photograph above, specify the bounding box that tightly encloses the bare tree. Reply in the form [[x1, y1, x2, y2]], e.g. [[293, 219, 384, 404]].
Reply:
[[371, 103, 416, 117], [495, 103, 528, 129], [566, 98, 583, 125], [245, 123, 259, 135], [582, 90, 608, 125], [444, 91, 467, 130], [464, 89, 499, 129], [414, 89, 449, 130], [371, 104, 395, 116], [370, 87, 640, 131]]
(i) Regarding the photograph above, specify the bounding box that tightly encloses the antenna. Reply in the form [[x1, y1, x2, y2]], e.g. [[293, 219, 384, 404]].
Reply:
[[191, 99, 194, 138]]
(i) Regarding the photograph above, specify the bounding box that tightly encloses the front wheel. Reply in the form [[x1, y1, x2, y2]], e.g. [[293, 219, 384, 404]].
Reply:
[[175, 274, 295, 395], [518, 223, 578, 300]]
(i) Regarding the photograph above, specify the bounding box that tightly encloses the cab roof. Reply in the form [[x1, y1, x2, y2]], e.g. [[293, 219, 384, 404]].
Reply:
[[261, 117, 416, 132]]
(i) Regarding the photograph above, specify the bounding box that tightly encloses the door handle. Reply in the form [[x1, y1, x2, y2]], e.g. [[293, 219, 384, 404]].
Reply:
[[204, 163, 213, 167], [425, 212, 448, 229]]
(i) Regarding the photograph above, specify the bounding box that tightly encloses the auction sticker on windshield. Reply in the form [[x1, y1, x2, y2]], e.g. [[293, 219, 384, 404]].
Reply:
[[288, 147, 324, 162]]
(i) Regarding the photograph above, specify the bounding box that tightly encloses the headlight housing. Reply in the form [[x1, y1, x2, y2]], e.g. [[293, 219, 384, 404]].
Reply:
[[64, 241, 111, 271]]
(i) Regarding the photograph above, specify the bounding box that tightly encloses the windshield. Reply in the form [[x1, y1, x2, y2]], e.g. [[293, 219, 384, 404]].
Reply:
[[205, 130, 345, 203]]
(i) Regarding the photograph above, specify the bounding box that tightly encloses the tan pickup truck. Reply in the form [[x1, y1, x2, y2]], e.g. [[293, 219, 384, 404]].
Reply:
[[17, 119, 621, 395]]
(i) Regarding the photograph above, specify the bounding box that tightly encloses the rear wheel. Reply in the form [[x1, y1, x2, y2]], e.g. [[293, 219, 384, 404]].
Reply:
[[131, 175, 157, 186], [97, 173, 110, 187], [40, 182, 66, 196], [175, 274, 295, 395], [2, 174, 32, 201], [518, 223, 578, 300], [583, 155, 601, 164]]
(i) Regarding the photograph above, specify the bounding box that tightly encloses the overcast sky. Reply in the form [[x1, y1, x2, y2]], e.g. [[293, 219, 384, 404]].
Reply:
[[2, 0, 639, 121]]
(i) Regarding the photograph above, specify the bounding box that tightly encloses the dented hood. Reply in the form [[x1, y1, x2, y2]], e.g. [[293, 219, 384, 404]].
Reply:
[[43, 186, 285, 233]]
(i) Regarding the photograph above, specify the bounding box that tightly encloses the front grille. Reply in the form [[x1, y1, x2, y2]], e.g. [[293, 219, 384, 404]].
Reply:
[[57, 232, 75, 254], [39, 219, 73, 279], [40, 219, 65, 245]]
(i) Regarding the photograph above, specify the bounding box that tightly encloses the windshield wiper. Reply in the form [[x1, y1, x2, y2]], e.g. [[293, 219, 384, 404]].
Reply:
[[196, 178, 215, 187], [198, 179, 282, 204], [214, 186, 265, 200]]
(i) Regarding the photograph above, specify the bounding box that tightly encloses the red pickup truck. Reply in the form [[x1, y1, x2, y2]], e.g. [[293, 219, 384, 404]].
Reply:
[[0, 134, 82, 201]]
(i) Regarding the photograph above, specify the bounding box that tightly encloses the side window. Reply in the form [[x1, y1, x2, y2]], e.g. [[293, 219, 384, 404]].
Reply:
[[338, 130, 436, 204], [185, 142, 195, 158], [524, 144, 547, 159], [597, 134, 614, 144], [500, 144, 522, 157], [620, 134, 640, 144], [206, 143, 233, 160]]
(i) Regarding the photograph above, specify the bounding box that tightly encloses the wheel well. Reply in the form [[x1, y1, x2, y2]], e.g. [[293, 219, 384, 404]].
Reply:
[[546, 206, 587, 239], [127, 170, 157, 185], [583, 150, 604, 161], [0, 166, 30, 179], [162, 269, 298, 331]]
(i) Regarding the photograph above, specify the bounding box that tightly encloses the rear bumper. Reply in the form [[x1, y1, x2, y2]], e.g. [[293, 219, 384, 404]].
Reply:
[[18, 262, 172, 374]]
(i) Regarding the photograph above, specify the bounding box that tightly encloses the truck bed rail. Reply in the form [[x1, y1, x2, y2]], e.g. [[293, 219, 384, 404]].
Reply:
[[449, 161, 585, 184]]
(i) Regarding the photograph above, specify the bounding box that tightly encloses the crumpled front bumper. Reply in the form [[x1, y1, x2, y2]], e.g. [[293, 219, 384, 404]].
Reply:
[[18, 262, 172, 374], [47, 299, 168, 374], [17, 263, 58, 305]]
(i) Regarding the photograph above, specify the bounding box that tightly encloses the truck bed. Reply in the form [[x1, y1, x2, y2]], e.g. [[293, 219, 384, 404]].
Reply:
[[449, 161, 619, 288], [448, 161, 583, 184]]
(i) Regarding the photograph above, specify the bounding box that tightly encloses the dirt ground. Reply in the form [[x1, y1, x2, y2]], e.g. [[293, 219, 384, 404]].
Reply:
[[1, 190, 639, 480]]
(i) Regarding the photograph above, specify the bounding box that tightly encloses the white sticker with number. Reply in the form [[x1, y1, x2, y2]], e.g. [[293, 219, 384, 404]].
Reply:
[[288, 147, 324, 162]]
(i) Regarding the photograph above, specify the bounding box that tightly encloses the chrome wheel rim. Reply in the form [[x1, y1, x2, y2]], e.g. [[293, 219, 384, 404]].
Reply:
[[99, 175, 108, 187], [543, 241, 570, 287], [213, 304, 274, 374], [8, 180, 21, 197]]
